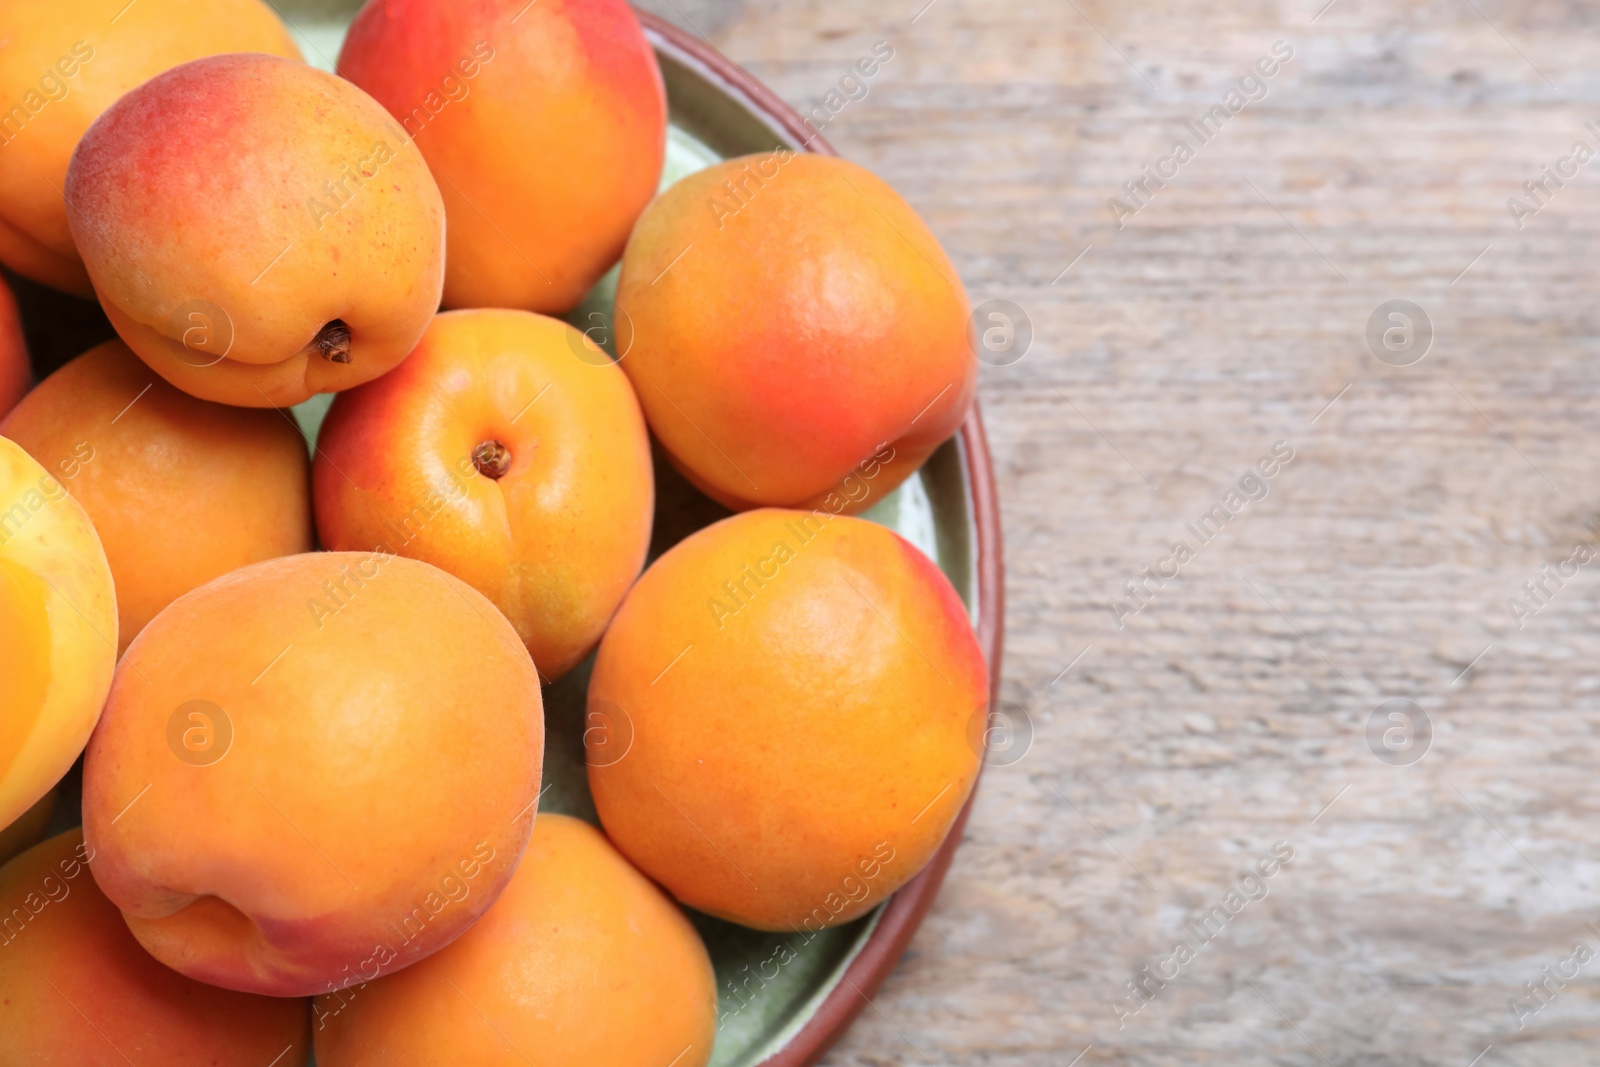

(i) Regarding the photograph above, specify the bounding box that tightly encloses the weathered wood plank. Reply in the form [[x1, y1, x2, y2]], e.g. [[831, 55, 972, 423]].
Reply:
[[634, 0, 1600, 1063]]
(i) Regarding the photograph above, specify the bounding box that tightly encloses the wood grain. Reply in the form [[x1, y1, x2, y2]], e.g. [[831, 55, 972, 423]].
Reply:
[[632, 0, 1600, 1063]]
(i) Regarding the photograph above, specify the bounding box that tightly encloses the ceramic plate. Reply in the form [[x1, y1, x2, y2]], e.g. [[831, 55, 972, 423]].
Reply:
[[12, 5, 1004, 1064]]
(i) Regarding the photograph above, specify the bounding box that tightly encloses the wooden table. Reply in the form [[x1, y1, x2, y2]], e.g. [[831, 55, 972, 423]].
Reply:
[[633, 1, 1600, 1064]]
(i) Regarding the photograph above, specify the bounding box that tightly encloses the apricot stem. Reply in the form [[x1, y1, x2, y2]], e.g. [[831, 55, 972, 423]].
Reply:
[[472, 440, 512, 480], [315, 320, 352, 364]]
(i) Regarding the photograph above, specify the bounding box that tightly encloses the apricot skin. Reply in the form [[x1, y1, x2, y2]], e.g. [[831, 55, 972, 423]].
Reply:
[[2, 340, 313, 653], [0, 830, 312, 1066], [0, 0, 301, 295], [615, 153, 978, 513], [65, 53, 446, 407], [0, 276, 28, 418], [338, 0, 667, 313], [0, 436, 116, 831], [82, 552, 544, 997], [313, 309, 653, 681], [315, 814, 717, 1067], [588, 509, 987, 931]]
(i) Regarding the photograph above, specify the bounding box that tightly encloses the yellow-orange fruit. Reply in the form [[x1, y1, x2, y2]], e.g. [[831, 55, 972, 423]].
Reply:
[[82, 552, 544, 997], [615, 152, 976, 513], [65, 53, 445, 407], [1, 340, 313, 653], [588, 509, 986, 930], [0, 830, 311, 1066], [314, 814, 717, 1066], [338, 0, 667, 312], [0, 787, 55, 866], [0, 275, 29, 417], [313, 309, 653, 681], [0, 0, 302, 294], [0, 435, 115, 830]]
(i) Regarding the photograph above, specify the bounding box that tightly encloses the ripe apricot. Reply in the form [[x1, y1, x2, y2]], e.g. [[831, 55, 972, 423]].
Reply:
[[65, 53, 445, 407], [82, 552, 544, 997], [0, 435, 115, 830], [615, 153, 977, 513], [313, 309, 653, 681], [588, 509, 986, 930], [314, 814, 716, 1067], [0, 0, 301, 295], [0, 275, 28, 417], [0, 830, 311, 1066], [339, 0, 667, 312], [1, 340, 313, 653]]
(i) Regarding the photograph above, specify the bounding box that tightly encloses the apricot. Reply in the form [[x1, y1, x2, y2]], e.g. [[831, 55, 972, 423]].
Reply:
[[0, 830, 311, 1066], [339, 0, 666, 312], [2, 340, 313, 653], [588, 509, 986, 930], [314, 814, 717, 1066], [65, 53, 446, 408], [313, 310, 653, 681], [0, 275, 28, 417], [0, 787, 56, 867], [615, 152, 977, 513], [82, 552, 544, 997], [0, 0, 301, 295], [0, 435, 115, 830]]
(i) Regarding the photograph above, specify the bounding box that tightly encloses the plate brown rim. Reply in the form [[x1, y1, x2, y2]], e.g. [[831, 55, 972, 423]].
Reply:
[[635, 12, 1007, 1066]]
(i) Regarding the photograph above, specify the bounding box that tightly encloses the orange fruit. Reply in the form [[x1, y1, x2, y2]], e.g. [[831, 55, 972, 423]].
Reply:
[[588, 508, 986, 930], [314, 813, 717, 1067], [615, 153, 976, 512], [0, 435, 115, 830], [313, 309, 653, 681], [338, 0, 666, 312], [0, 829, 311, 1065], [2, 339, 313, 653], [0, 0, 302, 294], [82, 552, 544, 996], [65, 54, 445, 406]]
